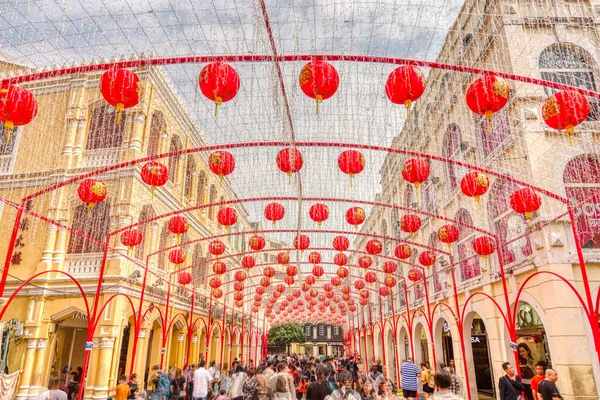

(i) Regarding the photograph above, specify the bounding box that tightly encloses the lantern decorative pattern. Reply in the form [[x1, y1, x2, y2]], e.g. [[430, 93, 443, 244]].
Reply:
[[217, 207, 238, 229], [338, 150, 366, 183], [0, 85, 38, 141], [365, 240, 383, 258], [354, 280, 365, 290], [209, 277, 222, 289], [346, 207, 366, 229], [263, 266, 276, 278], [234, 270, 247, 282], [168, 249, 186, 265], [264, 202, 285, 226], [510, 187, 541, 220], [332, 236, 350, 252], [249, 235, 266, 252], [331, 276, 342, 287], [168, 216, 189, 238], [379, 287, 390, 297], [212, 261, 227, 275], [542, 90, 590, 146], [465, 75, 510, 133], [312, 265, 324, 278], [208, 151, 235, 183], [141, 162, 169, 193], [383, 276, 397, 288], [358, 256, 372, 270], [277, 252, 290, 265], [299, 60, 339, 114], [120, 229, 143, 251], [400, 214, 422, 235], [461, 171, 489, 203], [308, 252, 322, 264], [473, 236, 496, 257], [177, 272, 192, 286], [333, 253, 348, 266], [419, 251, 436, 268], [99, 68, 140, 124], [209, 240, 226, 257], [385, 66, 426, 120], [294, 235, 310, 251], [382, 261, 397, 275], [407, 268, 423, 282], [78, 179, 107, 215], [438, 225, 460, 247], [364, 271, 377, 285], [198, 62, 240, 116], [212, 288, 223, 298], [276, 148, 303, 179], [309, 203, 329, 229], [286, 265, 298, 277], [394, 244, 411, 260], [305, 275, 316, 285], [402, 158, 430, 193], [336, 267, 349, 279], [241, 255, 255, 270], [260, 277, 271, 287]]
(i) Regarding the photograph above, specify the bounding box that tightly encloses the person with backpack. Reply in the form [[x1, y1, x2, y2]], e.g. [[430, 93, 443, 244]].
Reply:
[[365, 365, 382, 393], [306, 364, 332, 400], [242, 369, 259, 400], [170, 368, 186, 400], [296, 375, 309, 400], [420, 362, 435, 400], [153, 367, 171, 400], [324, 371, 360, 400]]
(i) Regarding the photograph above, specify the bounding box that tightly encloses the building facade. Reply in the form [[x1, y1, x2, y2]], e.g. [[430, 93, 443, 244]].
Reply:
[[300, 323, 345, 357]]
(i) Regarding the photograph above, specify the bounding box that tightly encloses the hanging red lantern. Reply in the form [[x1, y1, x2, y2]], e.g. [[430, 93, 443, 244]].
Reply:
[[473, 236, 496, 257], [234, 270, 247, 282], [299, 60, 339, 114], [251, 305, 259, 313], [394, 244, 412, 260], [385, 66, 426, 120], [233, 292, 244, 302], [302, 283, 311, 292], [234, 282, 245, 292], [77, 179, 107, 215], [346, 207, 366, 230], [542, 90, 590, 146], [379, 287, 390, 297], [308, 251, 322, 264], [198, 62, 240, 116], [276, 283, 286, 293], [99, 68, 140, 124], [264, 202, 285, 226], [241, 255, 255, 270], [383, 276, 397, 288], [212, 288, 223, 299], [284, 276, 295, 286], [407, 268, 423, 282], [349, 304, 357, 312], [364, 271, 377, 285], [286, 293, 294, 302], [168, 216, 189, 239], [402, 158, 430, 194], [309, 203, 329, 229], [333, 253, 348, 266], [331, 276, 342, 287], [209, 277, 222, 289], [0, 84, 38, 141], [419, 251, 436, 268], [312, 265, 324, 278], [294, 235, 310, 251], [286, 265, 298, 277], [305, 275, 317, 285], [276, 148, 303, 180], [141, 162, 169, 194], [360, 289, 370, 299], [249, 236, 266, 252], [438, 225, 460, 248], [256, 286, 266, 295], [354, 280, 365, 290], [341, 285, 351, 295], [359, 297, 368, 306], [338, 150, 366, 184], [212, 261, 227, 275], [510, 187, 541, 220], [400, 214, 422, 235], [217, 207, 238, 230], [208, 151, 235, 184], [177, 272, 192, 286], [461, 171, 490, 203], [332, 236, 350, 253], [365, 240, 383, 259], [336, 267, 349, 279], [260, 277, 271, 287], [208, 240, 226, 257], [382, 261, 397, 275], [235, 300, 244, 308], [277, 252, 290, 265], [168, 249, 186, 265], [466, 75, 510, 132], [120, 229, 143, 252], [293, 289, 301, 298], [263, 266, 276, 278], [358, 256, 372, 270], [324, 283, 334, 292]]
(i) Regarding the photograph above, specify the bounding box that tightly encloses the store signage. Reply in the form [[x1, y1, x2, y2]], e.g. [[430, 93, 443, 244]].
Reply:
[[509, 342, 517, 351], [443, 321, 450, 333], [161, 347, 166, 354], [85, 341, 93, 351], [471, 336, 481, 344]]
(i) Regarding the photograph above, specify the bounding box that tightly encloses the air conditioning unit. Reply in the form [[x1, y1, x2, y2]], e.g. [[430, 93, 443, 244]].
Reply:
[[13, 321, 24, 337]]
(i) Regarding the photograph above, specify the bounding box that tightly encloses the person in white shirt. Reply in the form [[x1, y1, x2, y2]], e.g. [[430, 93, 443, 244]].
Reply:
[[193, 360, 214, 400], [38, 377, 68, 400]]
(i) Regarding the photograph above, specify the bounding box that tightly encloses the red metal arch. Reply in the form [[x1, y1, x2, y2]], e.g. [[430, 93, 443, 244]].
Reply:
[[461, 291, 510, 331], [93, 293, 139, 333], [431, 301, 458, 321]]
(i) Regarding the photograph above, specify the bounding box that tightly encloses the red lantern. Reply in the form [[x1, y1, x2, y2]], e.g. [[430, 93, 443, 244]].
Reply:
[[234, 292, 244, 302], [277, 252, 290, 265], [0, 84, 38, 141], [168, 249, 186, 265], [241, 256, 255, 270], [312, 265, 324, 278], [260, 277, 271, 287], [263, 266, 276, 278], [364, 271, 377, 285], [302, 283, 311, 292], [358, 256, 372, 270], [264, 202, 285, 226], [168, 216, 189, 238], [256, 286, 266, 295], [461, 171, 490, 203], [338, 150, 366, 183], [178, 272, 192, 286], [407, 268, 423, 282], [309, 203, 329, 229], [379, 287, 390, 297], [323, 283, 333, 292], [419, 251, 436, 268], [337, 267, 349, 279], [341, 285, 351, 295], [209, 277, 222, 289], [354, 280, 365, 290], [286, 265, 298, 277], [208, 151, 235, 183], [360, 290, 370, 299], [308, 252, 322, 264], [299, 60, 339, 114], [366, 240, 383, 258], [333, 253, 348, 266], [217, 207, 238, 230], [276, 148, 303, 179], [510, 187, 541, 220], [99, 69, 140, 124], [305, 275, 317, 285], [382, 261, 397, 275], [285, 276, 295, 286], [331, 276, 342, 287], [141, 162, 169, 193], [383, 276, 397, 288], [466, 75, 510, 133], [212, 288, 223, 298], [400, 214, 422, 235], [249, 235, 266, 252], [394, 244, 411, 260], [212, 261, 227, 275], [234, 282, 245, 292], [251, 305, 259, 313], [120, 229, 143, 251], [294, 235, 310, 251], [198, 62, 240, 116], [542, 90, 590, 146], [77, 179, 107, 215], [235, 300, 244, 308], [402, 159, 430, 193], [349, 304, 357, 312], [208, 240, 226, 257], [346, 207, 366, 230], [276, 283, 286, 293], [235, 270, 247, 282], [332, 236, 350, 253], [359, 298, 368, 306], [473, 236, 496, 257], [293, 289, 301, 298], [385, 66, 426, 120], [438, 225, 460, 248]]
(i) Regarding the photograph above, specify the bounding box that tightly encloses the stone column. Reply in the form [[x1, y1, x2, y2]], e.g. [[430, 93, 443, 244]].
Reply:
[[53, 222, 70, 272], [326, 344, 332, 357], [93, 337, 116, 398], [148, 223, 159, 270], [128, 112, 146, 157], [191, 334, 199, 366], [62, 119, 80, 169], [15, 339, 38, 400], [38, 224, 58, 272], [313, 345, 319, 357], [73, 119, 88, 168], [32, 338, 49, 386], [84, 338, 102, 399], [177, 333, 186, 366], [133, 328, 147, 379]]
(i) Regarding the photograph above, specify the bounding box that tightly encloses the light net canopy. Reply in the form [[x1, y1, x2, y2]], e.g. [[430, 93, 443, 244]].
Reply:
[[1, 0, 599, 325]]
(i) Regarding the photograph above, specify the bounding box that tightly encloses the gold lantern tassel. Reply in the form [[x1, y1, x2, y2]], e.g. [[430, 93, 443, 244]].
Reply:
[[350, 173, 354, 188], [404, 100, 412, 122], [315, 95, 323, 115], [219, 174, 224, 188], [318, 221, 322, 231], [475, 195, 481, 211], [485, 110, 493, 134], [414, 182, 420, 198], [566, 125, 574, 147], [151, 185, 156, 199], [214, 97, 222, 118], [4, 121, 14, 142], [116, 103, 125, 124], [87, 203, 95, 217], [287, 171, 292, 185]]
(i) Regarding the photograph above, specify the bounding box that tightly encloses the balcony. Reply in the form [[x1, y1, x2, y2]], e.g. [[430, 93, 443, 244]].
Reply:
[[82, 147, 120, 168], [0, 154, 14, 175], [65, 253, 103, 277]]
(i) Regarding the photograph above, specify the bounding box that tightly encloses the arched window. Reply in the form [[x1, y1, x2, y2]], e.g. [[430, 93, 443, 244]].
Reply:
[[479, 110, 511, 157], [148, 111, 166, 157], [391, 209, 400, 237], [442, 124, 462, 189], [488, 180, 533, 265], [197, 171, 207, 206], [191, 244, 205, 287], [168, 136, 183, 183], [87, 103, 126, 149], [208, 185, 218, 220], [135, 205, 156, 260], [540, 44, 598, 120], [564, 154, 600, 248], [185, 155, 196, 199], [428, 232, 442, 293], [0, 126, 18, 156], [157, 223, 169, 270], [404, 185, 415, 209], [380, 219, 389, 254], [455, 208, 480, 281], [67, 202, 111, 254]]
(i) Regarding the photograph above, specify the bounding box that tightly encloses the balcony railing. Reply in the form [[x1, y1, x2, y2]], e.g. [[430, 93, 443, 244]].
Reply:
[[0, 154, 13, 175], [65, 253, 103, 277], [82, 148, 120, 168]]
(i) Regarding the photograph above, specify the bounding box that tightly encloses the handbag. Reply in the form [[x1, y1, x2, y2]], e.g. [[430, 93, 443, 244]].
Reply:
[[504, 376, 524, 400]]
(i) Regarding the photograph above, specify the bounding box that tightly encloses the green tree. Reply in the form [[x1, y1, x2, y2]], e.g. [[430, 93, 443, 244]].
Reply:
[[268, 323, 307, 354]]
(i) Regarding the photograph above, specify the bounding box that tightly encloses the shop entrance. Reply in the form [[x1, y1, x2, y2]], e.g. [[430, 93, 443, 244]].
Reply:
[[471, 315, 493, 397]]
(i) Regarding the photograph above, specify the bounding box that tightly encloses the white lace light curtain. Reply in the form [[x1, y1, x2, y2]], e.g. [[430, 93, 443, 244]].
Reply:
[[0, 371, 21, 400]]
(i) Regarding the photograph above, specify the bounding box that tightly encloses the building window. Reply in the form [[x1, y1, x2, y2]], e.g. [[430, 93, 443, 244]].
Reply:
[[135, 205, 155, 260], [318, 325, 325, 337], [333, 326, 339, 336], [168, 136, 183, 183], [197, 171, 207, 206], [67, 202, 111, 254], [157, 223, 169, 269], [87, 104, 126, 149], [0, 126, 18, 156], [305, 325, 312, 336], [479, 110, 511, 157], [191, 244, 205, 286], [208, 185, 217, 220], [185, 155, 196, 198], [147, 111, 165, 157], [455, 208, 481, 281], [442, 124, 462, 190], [540, 44, 599, 120], [564, 154, 600, 248]]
